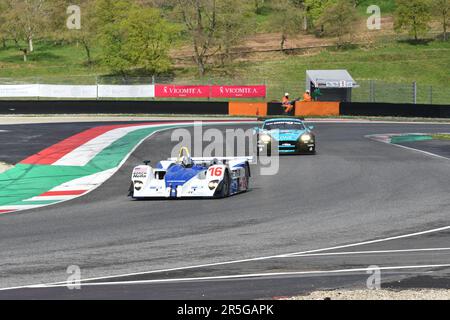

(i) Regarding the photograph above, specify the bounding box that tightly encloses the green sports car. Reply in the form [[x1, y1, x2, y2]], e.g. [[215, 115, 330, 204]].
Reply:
[[255, 118, 316, 155]]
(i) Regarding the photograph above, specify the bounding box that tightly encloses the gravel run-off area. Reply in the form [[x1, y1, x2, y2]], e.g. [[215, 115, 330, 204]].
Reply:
[[285, 289, 450, 300]]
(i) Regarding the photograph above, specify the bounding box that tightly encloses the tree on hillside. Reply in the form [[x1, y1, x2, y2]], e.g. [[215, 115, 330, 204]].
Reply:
[[44, 0, 72, 42], [0, 0, 21, 48], [290, 0, 308, 30], [253, 0, 265, 14], [434, 0, 450, 41], [173, 0, 220, 75], [0, 0, 53, 53], [0, 1, 8, 48], [62, 0, 98, 64], [95, 0, 132, 73], [270, 0, 304, 51], [394, 0, 432, 41], [316, 0, 358, 45], [290, 0, 305, 6], [173, 0, 256, 75], [171, 0, 305, 63], [96, 0, 179, 75], [215, 0, 255, 66], [304, 0, 336, 33]]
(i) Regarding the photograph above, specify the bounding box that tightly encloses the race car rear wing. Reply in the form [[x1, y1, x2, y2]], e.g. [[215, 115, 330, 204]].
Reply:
[[168, 156, 254, 164], [166, 148, 254, 165]]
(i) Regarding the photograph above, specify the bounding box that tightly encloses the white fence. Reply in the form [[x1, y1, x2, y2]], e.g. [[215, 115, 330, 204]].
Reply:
[[97, 85, 155, 98], [0, 84, 155, 99]]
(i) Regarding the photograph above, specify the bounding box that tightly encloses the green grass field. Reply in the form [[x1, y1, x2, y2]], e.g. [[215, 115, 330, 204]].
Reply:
[[0, 41, 105, 83]]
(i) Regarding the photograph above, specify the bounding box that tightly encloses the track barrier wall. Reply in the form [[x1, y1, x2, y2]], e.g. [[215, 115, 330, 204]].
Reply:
[[228, 102, 268, 116], [295, 101, 340, 117], [0, 100, 449, 118], [0, 100, 229, 115], [267, 102, 285, 116], [339, 102, 450, 118]]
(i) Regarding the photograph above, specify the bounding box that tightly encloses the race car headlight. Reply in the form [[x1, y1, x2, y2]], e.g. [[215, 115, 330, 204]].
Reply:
[[300, 134, 312, 142], [208, 180, 219, 190], [260, 134, 271, 144]]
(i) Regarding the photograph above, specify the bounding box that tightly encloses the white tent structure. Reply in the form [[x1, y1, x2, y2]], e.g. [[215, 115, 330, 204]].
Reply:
[[306, 70, 358, 102]]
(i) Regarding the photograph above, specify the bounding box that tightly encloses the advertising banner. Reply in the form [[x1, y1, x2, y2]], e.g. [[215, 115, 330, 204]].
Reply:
[[98, 85, 155, 98], [0, 83, 267, 99], [155, 85, 210, 98], [211, 85, 266, 98], [0, 85, 39, 97], [39, 85, 98, 98]]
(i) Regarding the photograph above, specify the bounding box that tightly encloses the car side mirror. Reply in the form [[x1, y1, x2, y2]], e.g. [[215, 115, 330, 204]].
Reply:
[[308, 126, 315, 130], [143, 160, 151, 165], [253, 127, 260, 134]]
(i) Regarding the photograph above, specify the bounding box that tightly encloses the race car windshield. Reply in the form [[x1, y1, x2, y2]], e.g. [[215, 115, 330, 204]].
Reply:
[[263, 121, 305, 131]]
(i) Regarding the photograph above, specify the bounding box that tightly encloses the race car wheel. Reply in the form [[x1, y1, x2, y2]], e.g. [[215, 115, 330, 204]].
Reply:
[[244, 163, 250, 191], [128, 182, 134, 197], [215, 170, 231, 198]]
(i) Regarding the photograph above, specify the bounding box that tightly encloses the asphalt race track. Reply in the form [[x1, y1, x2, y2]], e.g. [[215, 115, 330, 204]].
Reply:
[[0, 121, 449, 299]]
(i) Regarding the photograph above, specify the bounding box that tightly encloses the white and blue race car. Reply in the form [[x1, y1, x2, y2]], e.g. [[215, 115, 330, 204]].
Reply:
[[129, 148, 252, 199]]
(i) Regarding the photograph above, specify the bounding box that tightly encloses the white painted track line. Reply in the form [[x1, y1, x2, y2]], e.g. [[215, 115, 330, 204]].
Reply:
[[389, 143, 450, 160], [24, 264, 450, 289], [286, 247, 450, 258], [366, 133, 450, 161]]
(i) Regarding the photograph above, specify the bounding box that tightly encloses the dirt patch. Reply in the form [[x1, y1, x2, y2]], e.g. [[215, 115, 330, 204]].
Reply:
[[170, 16, 397, 64], [284, 289, 450, 300]]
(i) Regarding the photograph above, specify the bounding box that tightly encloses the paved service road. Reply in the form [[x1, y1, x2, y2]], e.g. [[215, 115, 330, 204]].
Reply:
[[0, 122, 449, 299]]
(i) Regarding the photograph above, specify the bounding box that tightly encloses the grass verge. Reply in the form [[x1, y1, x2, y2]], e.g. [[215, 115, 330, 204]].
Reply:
[[432, 134, 450, 140]]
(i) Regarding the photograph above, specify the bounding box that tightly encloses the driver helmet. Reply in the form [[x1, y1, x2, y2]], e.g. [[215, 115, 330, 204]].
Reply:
[[181, 155, 193, 168]]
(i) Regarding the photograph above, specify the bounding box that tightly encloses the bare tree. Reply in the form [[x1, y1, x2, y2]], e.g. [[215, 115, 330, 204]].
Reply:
[[434, 0, 450, 41], [61, 0, 97, 64], [0, 0, 51, 52], [253, 0, 265, 14], [317, 0, 359, 46], [271, 0, 304, 51], [0, 1, 7, 48], [174, 0, 219, 75], [216, 0, 254, 66]]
